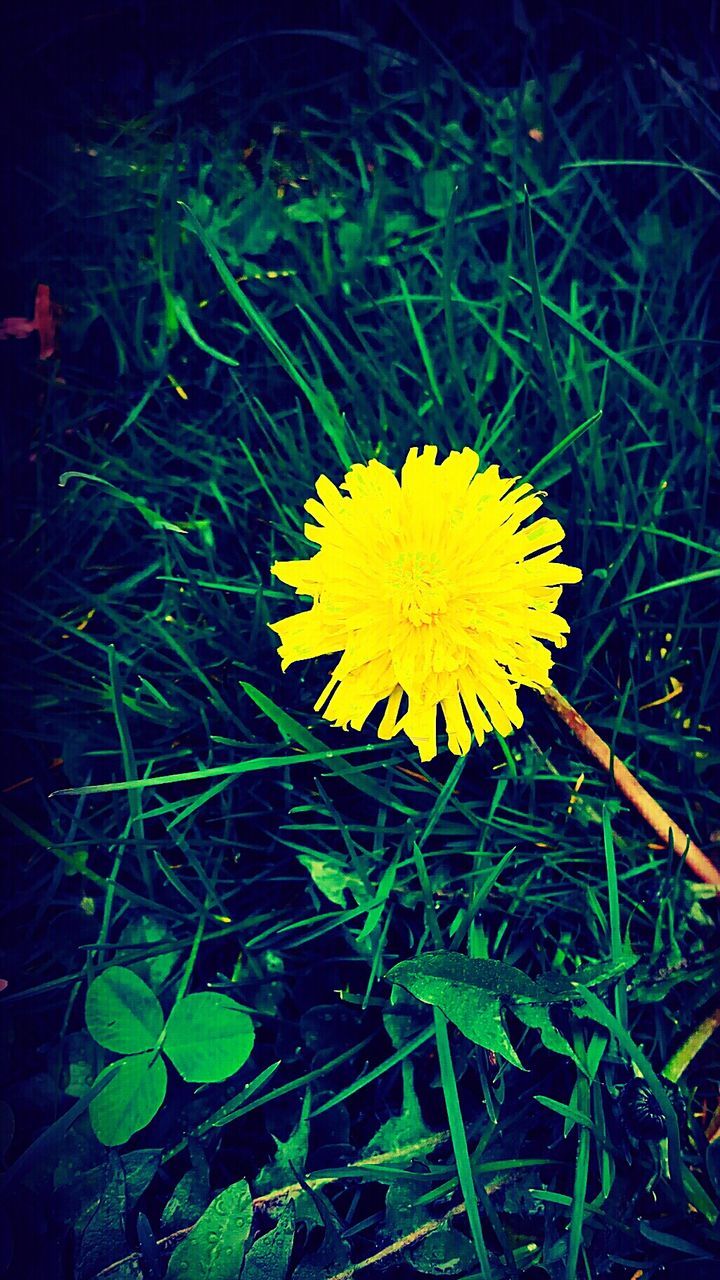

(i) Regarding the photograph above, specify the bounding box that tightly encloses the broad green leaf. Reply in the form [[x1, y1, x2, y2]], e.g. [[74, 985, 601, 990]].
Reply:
[[62, 1031, 97, 1098], [85, 966, 164, 1054], [297, 855, 367, 908], [121, 1148, 162, 1206], [389, 953, 540, 1001], [421, 168, 456, 218], [548, 54, 582, 105], [53, 1144, 160, 1234], [228, 194, 279, 257], [363, 1052, 429, 1159], [165, 1179, 253, 1280], [351, 1007, 438, 1157], [285, 194, 345, 223], [637, 210, 664, 248], [89, 1053, 167, 1147], [53, 1136, 159, 1233], [163, 993, 254, 1083], [573, 956, 637, 987], [527, 957, 636, 1005], [513, 1003, 580, 1065], [384, 1181, 425, 1250], [241, 1202, 295, 1280], [387, 953, 526, 1067]]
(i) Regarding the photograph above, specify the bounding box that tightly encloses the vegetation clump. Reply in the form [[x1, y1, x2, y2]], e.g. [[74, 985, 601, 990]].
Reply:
[[2, 7, 719, 1277]]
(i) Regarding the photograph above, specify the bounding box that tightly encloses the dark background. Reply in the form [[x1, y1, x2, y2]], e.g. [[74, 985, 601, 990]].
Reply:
[[2, 0, 718, 280]]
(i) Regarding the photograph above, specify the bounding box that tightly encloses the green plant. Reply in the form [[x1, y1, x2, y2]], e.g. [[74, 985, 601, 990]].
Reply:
[[85, 967, 254, 1145], [3, 8, 720, 1278]]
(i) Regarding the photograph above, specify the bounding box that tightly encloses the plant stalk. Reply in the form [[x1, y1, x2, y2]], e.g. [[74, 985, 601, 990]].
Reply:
[[543, 685, 720, 888]]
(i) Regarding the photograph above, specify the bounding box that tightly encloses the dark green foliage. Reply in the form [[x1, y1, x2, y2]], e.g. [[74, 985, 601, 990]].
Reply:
[[2, 6, 720, 1278]]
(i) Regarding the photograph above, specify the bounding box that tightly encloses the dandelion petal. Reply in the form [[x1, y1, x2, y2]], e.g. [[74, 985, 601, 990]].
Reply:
[[270, 447, 581, 760]]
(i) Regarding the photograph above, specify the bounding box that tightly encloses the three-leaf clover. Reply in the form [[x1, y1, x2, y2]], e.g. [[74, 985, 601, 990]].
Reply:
[[85, 966, 254, 1145]]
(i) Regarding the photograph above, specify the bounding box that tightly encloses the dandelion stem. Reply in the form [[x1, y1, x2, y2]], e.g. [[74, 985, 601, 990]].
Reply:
[[543, 685, 720, 888]]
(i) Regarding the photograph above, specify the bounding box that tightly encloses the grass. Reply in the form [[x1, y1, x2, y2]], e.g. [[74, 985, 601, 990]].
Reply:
[[2, 5, 720, 1278]]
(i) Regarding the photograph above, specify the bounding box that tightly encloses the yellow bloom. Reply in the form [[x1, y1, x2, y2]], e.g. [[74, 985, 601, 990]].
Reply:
[[270, 445, 581, 762]]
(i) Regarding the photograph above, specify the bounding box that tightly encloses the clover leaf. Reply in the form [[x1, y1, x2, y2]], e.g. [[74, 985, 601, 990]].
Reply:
[[163, 992, 254, 1083], [88, 1053, 168, 1147], [85, 967, 254, 1145], [85, 965, 164, 1054]]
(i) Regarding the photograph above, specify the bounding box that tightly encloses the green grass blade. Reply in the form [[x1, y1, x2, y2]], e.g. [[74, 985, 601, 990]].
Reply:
[[601, 806, 628, 1029], [509, 276, 705, 439], [566, 1063, 591, 1280], [179, 201, 352, 466], [396, 270, 444, 407], [108, 644, 151, 894], [433, 1008, 492, 1279], [523, 187, 569, 436]]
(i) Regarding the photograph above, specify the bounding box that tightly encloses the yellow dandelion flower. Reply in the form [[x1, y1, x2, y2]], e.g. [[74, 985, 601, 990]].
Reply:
[[270, 445, 582, 762]]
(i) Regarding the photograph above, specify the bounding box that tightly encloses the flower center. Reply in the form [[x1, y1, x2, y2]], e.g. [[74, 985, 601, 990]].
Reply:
[[390, 550, 449, 626]]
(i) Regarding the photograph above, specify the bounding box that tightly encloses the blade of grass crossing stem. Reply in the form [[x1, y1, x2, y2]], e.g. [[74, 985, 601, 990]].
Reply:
[[108, 644, 151, 895], [164, 1037, 376, 1161], [296, 305, 363, 400], [523, 188, 569, 437], [240, 681, 416, 815], [476, 1179, 519, 1278], [51, 744, 402, 800], [173, 908, 207, 1005], [567, 1042, 591, 1280], [568, 279, 595, 419], [602, 805, 628, 1029], [433, 1009, 492, 1279]]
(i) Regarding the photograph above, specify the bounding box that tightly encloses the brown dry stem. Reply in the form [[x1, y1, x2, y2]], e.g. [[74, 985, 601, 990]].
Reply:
[[94, 1130, 451, 1279], [542, 685, 720, 888]]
